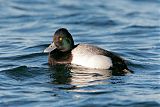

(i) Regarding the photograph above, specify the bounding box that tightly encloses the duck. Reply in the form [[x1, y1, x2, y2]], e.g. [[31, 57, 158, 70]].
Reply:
[[44, 28, 132, 73]]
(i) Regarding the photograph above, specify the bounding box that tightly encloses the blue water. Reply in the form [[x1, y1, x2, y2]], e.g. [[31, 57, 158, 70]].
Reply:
[[0, 0, 160, 107]]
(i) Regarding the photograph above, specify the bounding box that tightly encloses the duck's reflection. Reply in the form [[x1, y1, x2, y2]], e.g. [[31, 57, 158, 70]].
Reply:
[[49, 65, 121, 87], [49, 65, 72, 84]]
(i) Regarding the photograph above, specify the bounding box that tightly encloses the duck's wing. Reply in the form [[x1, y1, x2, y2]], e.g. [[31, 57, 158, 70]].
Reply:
[[73, 44, 132, 73]]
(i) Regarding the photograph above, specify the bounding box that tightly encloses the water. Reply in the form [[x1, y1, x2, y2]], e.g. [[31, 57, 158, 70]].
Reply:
[[0, 0, 160, 107]]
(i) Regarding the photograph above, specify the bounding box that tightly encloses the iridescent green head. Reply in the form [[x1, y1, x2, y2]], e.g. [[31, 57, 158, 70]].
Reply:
[[44, 28, 74, 53]]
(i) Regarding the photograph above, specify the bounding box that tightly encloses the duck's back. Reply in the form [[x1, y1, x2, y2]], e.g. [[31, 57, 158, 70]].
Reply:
[[72, 44, 107, 55]]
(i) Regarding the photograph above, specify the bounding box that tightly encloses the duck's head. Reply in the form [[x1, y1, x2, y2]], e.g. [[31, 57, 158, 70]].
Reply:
[[44, 28, 74, 53]]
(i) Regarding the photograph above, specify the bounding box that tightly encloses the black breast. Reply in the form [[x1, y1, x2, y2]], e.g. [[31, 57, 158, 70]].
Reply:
[[48, 49, 72, 65]]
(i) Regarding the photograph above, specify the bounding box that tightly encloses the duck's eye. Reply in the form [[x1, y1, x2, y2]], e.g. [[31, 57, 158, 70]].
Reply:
[[59, 37, 62, 41]]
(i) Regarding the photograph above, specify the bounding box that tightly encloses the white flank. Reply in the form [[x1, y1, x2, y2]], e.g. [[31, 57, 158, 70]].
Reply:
[[71, 54, 113, 69]]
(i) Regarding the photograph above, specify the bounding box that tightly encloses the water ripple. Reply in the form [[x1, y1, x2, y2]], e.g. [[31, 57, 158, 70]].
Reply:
[[0, 0, 159, 106]]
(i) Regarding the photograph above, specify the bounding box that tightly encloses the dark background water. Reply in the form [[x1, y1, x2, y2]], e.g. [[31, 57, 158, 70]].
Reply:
[[0, 0, 160, 107]]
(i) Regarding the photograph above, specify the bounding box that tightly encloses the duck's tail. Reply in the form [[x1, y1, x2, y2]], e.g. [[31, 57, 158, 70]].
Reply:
[[123, 68, 134, 74]]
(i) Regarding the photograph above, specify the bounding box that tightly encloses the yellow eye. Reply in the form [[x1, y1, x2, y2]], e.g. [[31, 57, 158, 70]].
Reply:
[[59, 37, 62, 41]]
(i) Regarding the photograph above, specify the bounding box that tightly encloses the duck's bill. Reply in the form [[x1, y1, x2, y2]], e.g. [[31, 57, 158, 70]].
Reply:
[[43, 43, 56, 53]]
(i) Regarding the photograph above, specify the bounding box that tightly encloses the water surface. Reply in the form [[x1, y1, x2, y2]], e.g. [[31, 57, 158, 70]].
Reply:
[[0, 0, 160, 107]]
